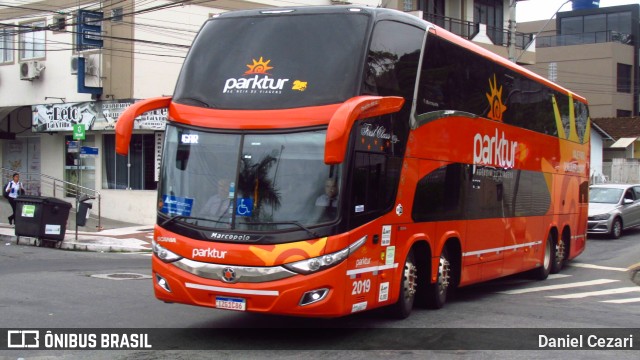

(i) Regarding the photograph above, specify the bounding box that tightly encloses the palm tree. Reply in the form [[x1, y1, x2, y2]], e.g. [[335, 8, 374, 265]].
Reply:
[[237, 150, 281, 221]]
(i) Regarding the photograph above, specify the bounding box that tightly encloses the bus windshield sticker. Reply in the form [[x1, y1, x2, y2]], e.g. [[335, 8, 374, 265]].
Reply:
[[385, 246, 395, 266], [355, 205, 364, 213], [378, 282, 390, 302], [381, 225, 391, 246], [236, 198, 253, 217], [161, 195, 194, 216]]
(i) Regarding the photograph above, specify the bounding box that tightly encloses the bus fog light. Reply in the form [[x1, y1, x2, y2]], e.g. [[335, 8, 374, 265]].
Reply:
[[156, 274, 172, 292], [299, 288, 329, 306]]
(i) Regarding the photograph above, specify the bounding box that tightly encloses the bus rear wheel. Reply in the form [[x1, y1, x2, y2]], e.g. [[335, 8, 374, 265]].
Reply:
[[426, 247, 451, 309], [533, 233, 554, 280], [551, 235, 568, 274], [389, 249, 417, 319]]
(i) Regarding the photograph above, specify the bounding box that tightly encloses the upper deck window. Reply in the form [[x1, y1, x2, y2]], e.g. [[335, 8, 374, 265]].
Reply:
[[174, 13, 370, 110]]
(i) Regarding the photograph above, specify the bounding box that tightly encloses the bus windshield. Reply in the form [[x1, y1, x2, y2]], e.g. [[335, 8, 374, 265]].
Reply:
[[159, 124, 342, 231], [173, 12, 369, 110]]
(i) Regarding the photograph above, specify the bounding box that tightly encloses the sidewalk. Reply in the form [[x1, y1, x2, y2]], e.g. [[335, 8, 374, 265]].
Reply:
[[0, 197, 153, 252]]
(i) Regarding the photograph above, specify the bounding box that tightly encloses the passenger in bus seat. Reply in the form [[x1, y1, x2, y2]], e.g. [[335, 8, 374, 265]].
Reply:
[[200, 178, 232, 218]]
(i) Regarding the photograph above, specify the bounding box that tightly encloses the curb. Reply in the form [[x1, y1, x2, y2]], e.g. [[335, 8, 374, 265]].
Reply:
[[1, 234, 152, 253]]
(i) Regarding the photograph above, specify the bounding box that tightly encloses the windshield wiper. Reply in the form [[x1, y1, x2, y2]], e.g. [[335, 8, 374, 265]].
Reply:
[[246, 221, 322, 238], [161, 214, 227, 226]]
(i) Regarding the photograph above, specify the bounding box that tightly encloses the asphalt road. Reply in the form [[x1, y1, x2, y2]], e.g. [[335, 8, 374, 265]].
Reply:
[[1, 229, 638, 359]]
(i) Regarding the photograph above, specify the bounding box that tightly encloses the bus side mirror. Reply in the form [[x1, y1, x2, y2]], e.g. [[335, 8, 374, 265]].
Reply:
[[115, 96, 172, 155], [324, 96, 404, 165]]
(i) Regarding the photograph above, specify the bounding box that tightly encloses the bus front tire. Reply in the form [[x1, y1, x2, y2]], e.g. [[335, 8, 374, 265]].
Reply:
[[389, 249, 417, 319], [426, 247, 451, 309]]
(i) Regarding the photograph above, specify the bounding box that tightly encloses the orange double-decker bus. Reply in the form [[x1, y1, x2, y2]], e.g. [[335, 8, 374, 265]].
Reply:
[[116, 6, 589, 318]]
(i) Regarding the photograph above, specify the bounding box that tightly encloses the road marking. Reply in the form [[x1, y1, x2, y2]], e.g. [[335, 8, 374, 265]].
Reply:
[[569, 263, 628, 272], [601, 297, 640, 304], [548, 287, 640, 299], [498, 279, 619, 295], [547, 274, 571, 279]]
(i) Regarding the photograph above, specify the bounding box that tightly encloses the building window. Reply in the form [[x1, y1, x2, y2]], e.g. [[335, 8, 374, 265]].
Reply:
[[103, 134, 157, 190], [18, 20, 46, 60], [111, 7, 123, 22], [473, 0, 504, 45], [425, 0, 445, 15], [560, 16, 583, 35], [583, 14, 606, 33], [0, 27, 14, 64], [607, 11, 632, 35], [617, 109, 632, 117], [403, 0, 417, 12], [617, 63, 632, 93]]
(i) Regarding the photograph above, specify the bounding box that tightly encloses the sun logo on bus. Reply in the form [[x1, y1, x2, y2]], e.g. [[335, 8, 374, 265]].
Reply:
[[244, 57, 274, 75], [486, 74, 507, 122]]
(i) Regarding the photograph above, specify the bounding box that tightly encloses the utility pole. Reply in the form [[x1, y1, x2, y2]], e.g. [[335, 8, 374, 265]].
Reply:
[[508, 0, 517, 63]]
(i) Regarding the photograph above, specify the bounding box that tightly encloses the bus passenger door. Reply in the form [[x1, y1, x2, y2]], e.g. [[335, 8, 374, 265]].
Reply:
[[345, 148, 403, 313]]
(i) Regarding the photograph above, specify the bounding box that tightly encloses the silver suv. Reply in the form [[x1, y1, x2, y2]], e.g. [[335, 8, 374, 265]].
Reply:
[[588, 184, 640, 238]]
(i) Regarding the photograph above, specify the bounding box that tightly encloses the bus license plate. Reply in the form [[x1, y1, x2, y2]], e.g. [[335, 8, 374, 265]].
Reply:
[[215, 296, 246, 311]]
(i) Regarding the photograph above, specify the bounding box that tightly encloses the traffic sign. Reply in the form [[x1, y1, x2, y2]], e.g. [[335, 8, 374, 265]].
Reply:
[[73, 124, 86, 140]]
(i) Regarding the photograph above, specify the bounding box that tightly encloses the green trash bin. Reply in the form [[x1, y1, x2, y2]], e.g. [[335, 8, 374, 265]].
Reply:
[[15, 196, 72, 245]]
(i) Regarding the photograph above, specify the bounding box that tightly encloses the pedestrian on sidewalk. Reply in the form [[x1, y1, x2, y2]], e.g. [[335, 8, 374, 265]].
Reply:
[[5, 173, 25, 225]]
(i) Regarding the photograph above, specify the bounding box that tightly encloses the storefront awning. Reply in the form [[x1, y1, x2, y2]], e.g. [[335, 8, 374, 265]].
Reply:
[[0, 106, 22, 122], [610, 137, 637, 148]]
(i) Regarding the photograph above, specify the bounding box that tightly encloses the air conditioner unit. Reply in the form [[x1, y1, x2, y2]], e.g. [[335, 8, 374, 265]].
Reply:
[[20, 61, 45, 80], [71, 56, 97, 76]]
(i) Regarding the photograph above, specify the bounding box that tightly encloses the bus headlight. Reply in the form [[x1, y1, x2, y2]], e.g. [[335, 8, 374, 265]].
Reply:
[[283, 236, 367, 275], [152, 240, 183, 263]]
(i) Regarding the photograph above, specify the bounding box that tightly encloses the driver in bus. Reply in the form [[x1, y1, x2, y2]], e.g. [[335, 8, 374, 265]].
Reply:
[[315, 177, 338, 209]]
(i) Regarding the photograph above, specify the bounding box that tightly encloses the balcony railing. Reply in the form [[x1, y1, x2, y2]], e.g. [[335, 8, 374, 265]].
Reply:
[[424, 14, 534, 50], [536, 30, 633, 48]]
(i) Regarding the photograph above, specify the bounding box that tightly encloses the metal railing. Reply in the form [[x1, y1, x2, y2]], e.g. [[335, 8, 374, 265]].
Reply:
[[536, 30, 633, 48], [1, 167, 101, 228], [423, 13, 534, 50]]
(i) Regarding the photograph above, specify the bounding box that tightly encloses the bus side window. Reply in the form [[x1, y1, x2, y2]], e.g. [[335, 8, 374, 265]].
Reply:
[[412, 163, 465, 222]]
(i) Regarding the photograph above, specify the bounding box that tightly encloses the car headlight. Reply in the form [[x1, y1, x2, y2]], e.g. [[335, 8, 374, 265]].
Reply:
[[283, 236, 367, 275], [591, 213, 611, 221], [152, 240, 183, 263]]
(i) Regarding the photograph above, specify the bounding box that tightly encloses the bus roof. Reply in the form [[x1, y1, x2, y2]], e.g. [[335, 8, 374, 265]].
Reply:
[[212, 5, 587, 105]]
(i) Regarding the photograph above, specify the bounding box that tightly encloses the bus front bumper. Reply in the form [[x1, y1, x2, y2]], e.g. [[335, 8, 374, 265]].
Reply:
[[151, 255, 350, 317]]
